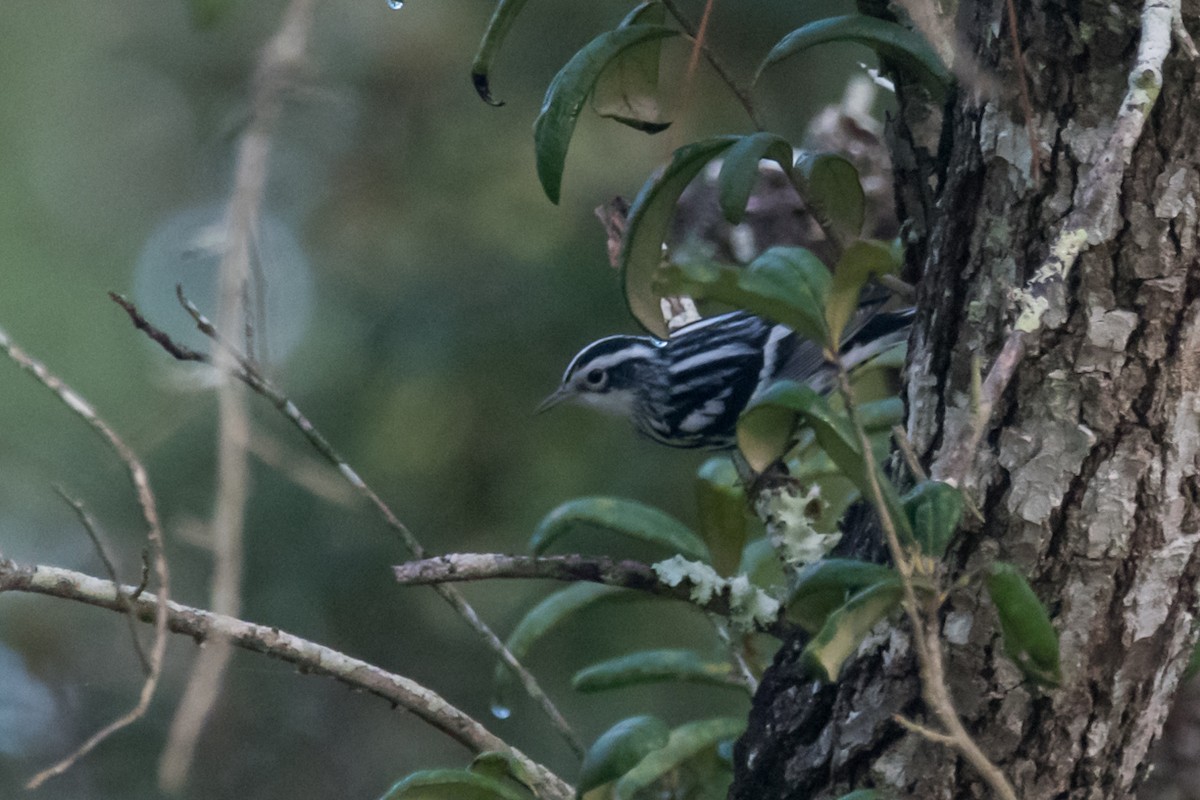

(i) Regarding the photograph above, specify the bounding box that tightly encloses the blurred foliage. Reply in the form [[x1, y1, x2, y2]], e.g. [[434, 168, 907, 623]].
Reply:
[[0, 1, 864, 799]]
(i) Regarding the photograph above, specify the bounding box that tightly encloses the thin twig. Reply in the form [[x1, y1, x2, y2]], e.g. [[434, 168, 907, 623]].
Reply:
[[393, 553, 791, 638], [158, 0, 320, 787], [113, 293, 584, 756], [1004, 0, 1041, 182], [659, 0, 763, 129], [0, 326, 171, 791], [0, 559, 573, 800], [52, 486, 150, 674], [837, 367, 1017, 800]]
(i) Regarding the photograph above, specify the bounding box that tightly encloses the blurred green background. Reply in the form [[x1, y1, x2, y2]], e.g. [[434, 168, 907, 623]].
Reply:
[[0, 1, 858, 797]]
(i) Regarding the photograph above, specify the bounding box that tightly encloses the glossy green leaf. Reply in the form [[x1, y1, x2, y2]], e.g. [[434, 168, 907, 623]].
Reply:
[[469, 752, 534, 794], [470, 0, 533, 105], [757, 15, 952, 95], [737, 384, 911, 543], [579, 715, 671, 795], [793, 152, 866, 242], [621, 136, 740, 336], [985, 563, 1062, 687], [696, 457, 748, 576], [903, 480, 963, 558], [717, 132, 794, 224], [591, 3, 672, 132], [739, 537, 785, 590], [802, 579, 903, 682], [658, 246, 831, 346], [826, 240, 903, 346], [530, 496, 710, 562], [836, 791, 881, 800], [535, 25, 680, 204], [613, 717, 746, 800], [737, 382, 857, 477], [491, 583, 639, 714], [572, 648, 745, 693], [787, 559, 898, 633], [380, 769, 534, 800]]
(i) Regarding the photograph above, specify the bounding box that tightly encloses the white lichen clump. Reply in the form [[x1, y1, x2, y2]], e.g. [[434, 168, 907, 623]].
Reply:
[[653, 555, 781, 632]]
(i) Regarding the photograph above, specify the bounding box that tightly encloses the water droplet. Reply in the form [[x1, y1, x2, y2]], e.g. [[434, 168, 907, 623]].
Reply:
[[490, 703, 512, 720], [387, 0, 404, 8]]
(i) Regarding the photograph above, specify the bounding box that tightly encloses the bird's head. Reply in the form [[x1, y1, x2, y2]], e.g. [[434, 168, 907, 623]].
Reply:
[[538, 335, 661, 419]]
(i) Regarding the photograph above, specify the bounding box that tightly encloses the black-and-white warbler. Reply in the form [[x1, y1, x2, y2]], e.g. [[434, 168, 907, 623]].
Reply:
[[539, 304, 912, 449]]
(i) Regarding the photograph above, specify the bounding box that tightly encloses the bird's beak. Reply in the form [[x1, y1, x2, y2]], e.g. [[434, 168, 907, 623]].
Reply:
[[536, 387, 571, 414]]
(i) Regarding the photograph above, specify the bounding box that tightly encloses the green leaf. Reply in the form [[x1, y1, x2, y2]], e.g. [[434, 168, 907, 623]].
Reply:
[[491, 583, 640, 714], [579, 715, 671, 795], [801, 579, 904, 681], [380, 769, 534, 800], [658, 246, 832, 346], [985, 563, 1062, 687], [1185, 637, 1200, 680], [530, 496, 710, 562], [902, 481, 963, 558], [738, 537, 783, 589], [793, 152, 866, 243], [696, 457, 748, 576], [621, 136, 740, 336], [825, 239, 903, 346], [717, 132, 794, 224], [787, 559, 898, 633], [470, 0, 534, 106], [572, 648, 745, 693], [469, 752, 535, 794], [757, 15, 952, 96], [836, 792, 881, 800], [590, 3, 673, 132], [534, 25, 680, 204], [737, 382, 857, 477], [613, 717, 746, 800], [737, 384, 911, 545]]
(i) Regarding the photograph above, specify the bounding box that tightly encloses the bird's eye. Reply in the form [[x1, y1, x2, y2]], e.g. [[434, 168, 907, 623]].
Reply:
[[585, 368, 606, 387]]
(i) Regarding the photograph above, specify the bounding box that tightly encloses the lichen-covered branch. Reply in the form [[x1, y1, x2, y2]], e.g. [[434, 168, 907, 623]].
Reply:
[[394, 553, 789, 636]]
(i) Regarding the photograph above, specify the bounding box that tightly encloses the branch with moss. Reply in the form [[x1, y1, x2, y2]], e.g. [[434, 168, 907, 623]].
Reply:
[[0, 559, 573, 800], [394, 553, 791, 637]]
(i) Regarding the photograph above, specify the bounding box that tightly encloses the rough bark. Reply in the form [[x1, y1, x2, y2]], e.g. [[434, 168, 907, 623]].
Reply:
[[731, 0, 1200, 798]]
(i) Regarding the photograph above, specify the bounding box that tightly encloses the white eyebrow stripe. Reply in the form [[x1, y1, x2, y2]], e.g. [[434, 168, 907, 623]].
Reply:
[[571, 343, 659, 377]]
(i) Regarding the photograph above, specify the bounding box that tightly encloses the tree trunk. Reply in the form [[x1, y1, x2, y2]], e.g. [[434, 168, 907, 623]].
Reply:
[[731, 0, 1200, 797]]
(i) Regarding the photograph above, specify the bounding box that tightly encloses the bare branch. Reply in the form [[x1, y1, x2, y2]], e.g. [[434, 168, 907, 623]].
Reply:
[[158, 0, 321, 788], [0, 326, 171, 790], [0, 559, 573, 800], [53, 485, 150, 674], [117, 290, 583, 756]]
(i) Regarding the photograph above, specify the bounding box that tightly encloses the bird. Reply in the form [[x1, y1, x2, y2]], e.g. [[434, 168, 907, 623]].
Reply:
[[538, 304, 913, 449]]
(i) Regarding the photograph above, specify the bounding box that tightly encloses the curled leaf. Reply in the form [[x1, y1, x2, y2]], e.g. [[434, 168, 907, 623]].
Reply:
[[535, 25, 679, 203], [757, 15, 952, 95]]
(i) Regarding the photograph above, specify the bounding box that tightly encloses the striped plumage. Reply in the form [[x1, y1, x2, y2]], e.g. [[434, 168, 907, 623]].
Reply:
[[540, 307, 912, 449]]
